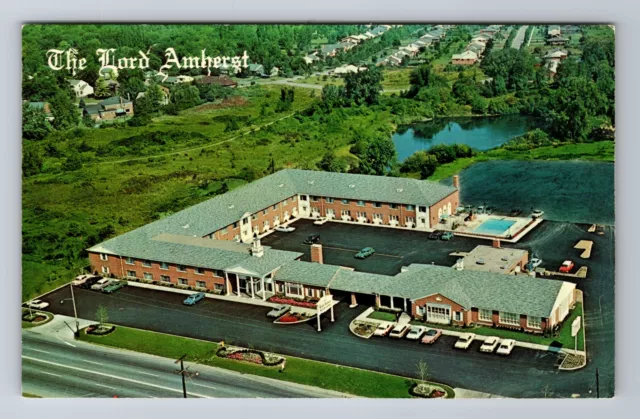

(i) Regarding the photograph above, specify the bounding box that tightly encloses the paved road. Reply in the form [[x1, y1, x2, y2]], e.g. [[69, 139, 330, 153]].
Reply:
[[22, 329, 344, 398], [511, 25, 529, 49]]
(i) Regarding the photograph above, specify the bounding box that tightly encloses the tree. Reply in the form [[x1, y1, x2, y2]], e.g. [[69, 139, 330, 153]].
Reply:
[[62, 151, 83, 171], [49, 89, 79, 130], [416, 359, 429, 382], [94, 77, 111, 99], [96, 305, 109, 328], [22, 102, 51, 140], [22, 146, 43, 176], [170, 84, 202, 111], [359, 137, 396, 175], [321, 84, 345, 111], [344, 66, 383, 106]]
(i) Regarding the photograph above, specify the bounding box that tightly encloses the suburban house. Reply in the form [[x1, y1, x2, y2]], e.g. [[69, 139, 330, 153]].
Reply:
[[248, 63, 265, 76], [546, 59, 560, 79], [83, 96, 134, 121], [303, 53, 320, 65], [86, 170, 576, 333], [479, 25, 501, 36], [544, 49, 568, 61], [452, 50, 479, 65], [68, 79, 94, 98], [547, 25, 562, 38], [466, 42, 485, 56], [195, 75, 238, 88], [332, 64, 366, 75], [136, 87, 170, 106]]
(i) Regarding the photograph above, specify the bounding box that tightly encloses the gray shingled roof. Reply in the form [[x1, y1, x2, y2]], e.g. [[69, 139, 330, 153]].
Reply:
[[273, 261, 342, 287]]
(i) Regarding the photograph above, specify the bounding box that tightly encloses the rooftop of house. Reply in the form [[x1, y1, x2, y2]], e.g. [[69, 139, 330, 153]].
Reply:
[[99, 96, 132, 107], [452, 50, 478, 60], [458, 245, 528, 274], [273, 260, 568, 318]]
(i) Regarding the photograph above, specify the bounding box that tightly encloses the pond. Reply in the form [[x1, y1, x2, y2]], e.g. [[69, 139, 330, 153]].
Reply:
[[393, 115, 544, 161]]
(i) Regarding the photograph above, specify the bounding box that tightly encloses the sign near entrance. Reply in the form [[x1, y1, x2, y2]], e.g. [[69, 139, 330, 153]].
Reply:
[[316, 295, 333, 313], [571, 316, 581, 337]]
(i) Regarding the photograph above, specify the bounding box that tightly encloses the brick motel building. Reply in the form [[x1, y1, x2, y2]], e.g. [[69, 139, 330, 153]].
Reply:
[[88, 169, 576, 333]]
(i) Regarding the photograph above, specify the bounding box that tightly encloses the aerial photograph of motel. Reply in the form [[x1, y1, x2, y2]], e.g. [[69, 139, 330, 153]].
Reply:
[[22, 23, 614, 399]]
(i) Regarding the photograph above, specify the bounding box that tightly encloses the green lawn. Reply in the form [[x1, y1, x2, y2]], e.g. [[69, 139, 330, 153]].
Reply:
[[79, 325, 455, 398], [410, 303, 585, 351], [367, 310, 398, 322]]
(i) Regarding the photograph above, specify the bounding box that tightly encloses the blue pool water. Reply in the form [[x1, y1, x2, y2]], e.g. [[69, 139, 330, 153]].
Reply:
[[473, 219, 516, 235]]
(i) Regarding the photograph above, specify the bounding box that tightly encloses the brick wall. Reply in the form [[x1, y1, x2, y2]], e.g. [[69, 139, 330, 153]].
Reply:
[[273, 280, 326, 300], [470, 308, 548, 333], [411, 293, 468, 325], [310, 197, 418, 227], [428, 191, 459, 228]]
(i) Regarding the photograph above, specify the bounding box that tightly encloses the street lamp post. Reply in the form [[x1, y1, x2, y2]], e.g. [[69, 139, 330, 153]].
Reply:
[[69, 283, 80, 337]]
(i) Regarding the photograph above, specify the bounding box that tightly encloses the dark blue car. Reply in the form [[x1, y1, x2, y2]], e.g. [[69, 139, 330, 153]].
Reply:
[[183, 292, 206, 306]]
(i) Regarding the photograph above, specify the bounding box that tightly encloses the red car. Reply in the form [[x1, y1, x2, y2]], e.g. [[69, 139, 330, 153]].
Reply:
[[559, 260, 574, 273], [420, 328, 442, 344]]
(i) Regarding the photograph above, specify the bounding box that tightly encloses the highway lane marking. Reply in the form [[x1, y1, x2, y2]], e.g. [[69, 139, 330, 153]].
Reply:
[[193, 383, 217, 390], [40, 371, 62, 378], [27, 348, 51, 354], [137, 371, 159, 377], [94, 383, 116, 390], [81, 360, 102, 365], [22, 356, 210, 398]]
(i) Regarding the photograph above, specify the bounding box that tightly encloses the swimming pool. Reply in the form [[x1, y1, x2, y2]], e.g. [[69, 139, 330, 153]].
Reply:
[[473, 219, 516, 236]]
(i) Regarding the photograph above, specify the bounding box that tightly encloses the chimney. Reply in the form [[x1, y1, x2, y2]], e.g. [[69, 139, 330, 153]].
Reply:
[[492, 239, 501, 248], [311, 244, 323, 264], [251, 238, 264, 258], [453, 175, 460, 189]]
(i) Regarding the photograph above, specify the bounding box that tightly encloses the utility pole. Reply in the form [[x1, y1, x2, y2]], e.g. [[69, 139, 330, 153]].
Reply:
[[596, 368, 600, 399], [70, 283, 79, 337], [174, 354, 198, 398]]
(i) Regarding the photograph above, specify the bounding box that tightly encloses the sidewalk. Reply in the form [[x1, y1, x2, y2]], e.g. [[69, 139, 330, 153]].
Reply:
[[454, 388, 508, 399], [25, 314, 95, 342]]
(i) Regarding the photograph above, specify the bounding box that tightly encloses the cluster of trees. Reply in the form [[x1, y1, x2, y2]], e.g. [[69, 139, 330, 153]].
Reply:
[[400, 144, 474, 179], [318, 66, 383, 111]]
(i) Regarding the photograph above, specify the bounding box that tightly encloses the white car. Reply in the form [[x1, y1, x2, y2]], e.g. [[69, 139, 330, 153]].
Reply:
[[405, 326, 426, 340], [72, 274, 92, 286], [530, 258, 543, 269], [532, 210, 544, 218], [389, 324, 410, 339], [479, 336, 501, 353], [275, 225, 295, 233], [496, 339, 516, 355], [313, 217, 328, 226], [454, 333, 476, 349], [25, 299, 49, 309], [91, 278, 113, 291], [373, 323, 393, 337]]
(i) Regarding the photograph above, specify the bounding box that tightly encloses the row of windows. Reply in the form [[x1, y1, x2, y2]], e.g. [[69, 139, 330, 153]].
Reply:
[[279, 282, 325, 298], [309, 196, 423, 212], [112, 256, 224, 278], [251, 196, 298, 219], [321, 208, 415, 224], [126, 270, 225, 290]]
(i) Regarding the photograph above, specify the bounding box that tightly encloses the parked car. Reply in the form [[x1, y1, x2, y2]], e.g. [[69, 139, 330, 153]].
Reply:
[[421, 328, 442, 345], [440, 231, 454, 241], [479, 336, 501, 353], [532, 209, 544, 219], [389, 324, 410, 338], [476, 258, 486, 265], [79, 276, 102, 289], [275, 225, 295, 233], [529, 258, 543, 269], [406, 326, 426, 340], [373, 323, 394, 337], [303, 234, 321, 245], [559, 260, 575, 273], [429, 230, 444, 240], [91, 278, 114, 291], [454, 333, 476, 349], [182, 292, 206, 306], [267, 304, 290, 318], [25, 299, 49, 310], [102, 280, 127, 294], [72, 274, 93, 286], [496, 339, 516, 355], [355, 247, 375, 259], [313, 217, 328, 226]]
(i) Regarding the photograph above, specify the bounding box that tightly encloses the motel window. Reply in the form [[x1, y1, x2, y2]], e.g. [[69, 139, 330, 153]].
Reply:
[[215, 283, 225, 291], [406, 216, 414, 223], [285, 282, 303, 297], [196, 280, 206, 289], [252, 214, 258, 220], [292, 196, 297, 202], [419, 206, 427, 212], [233, 235, 240, 241], [527, 316, 542, 329], [100, 253, 108, 261], [356, 200, 365, 206], [478, 309, 493, 322], [325, 197, 334, 204], [274, 215, 280, 223], [125, 257, 135, 265], [406, 205, 415, 211], [327, 209, 335, 216], [273, 203, 279, 210], [142, 260, 152, 267], [311, 196, 320, 202], [373, 202, 382, 208], [101, 266, 110, 274], [389, 203, 398, 209], [242, 218, 249, 225], [143, 272, 153, 280], [390, 215, 399, 221], [357, 211, 367, 218], [299, 195, 307, 201], [233, 222, 238, 228], [499, 312, 520, 326], [214, 270, 225, 278], [341, 209, 350, 217], [374, 213, 383, 220], [263, 220, 269, 228], [160, 262, 169, 270], [454, 312, 463, 321], [195, 267, 204, 275], [306, 288, 315, 297], [263, 209, 268, 215], [177, 265, 187, 272], [341, 199, 349, 205], [221, 229, 228, 235], [178, 278, 188, 286], [283, 198, 288, 205], [126, 270, 136, 278], [160, 275, 171, 282]]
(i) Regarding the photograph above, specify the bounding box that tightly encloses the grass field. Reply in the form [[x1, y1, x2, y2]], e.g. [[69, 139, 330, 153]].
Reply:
[[79, 325, 455, 398], [367, 310, 398, 322]]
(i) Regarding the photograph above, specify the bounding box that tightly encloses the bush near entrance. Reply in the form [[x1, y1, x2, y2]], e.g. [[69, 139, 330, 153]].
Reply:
[[78, 324, 455, 398], [268, 295, 317, 309]]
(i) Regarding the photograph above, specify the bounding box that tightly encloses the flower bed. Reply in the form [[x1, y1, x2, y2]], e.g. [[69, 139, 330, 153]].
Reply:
[[352, 321, 378, 338], [216, 346, 285, 367], [85, 324, 116, 336], [268, 296, 317, 309], [560, 353, 586, 370], [275, 312, 313, 324], [410, 383, 448, 398]]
